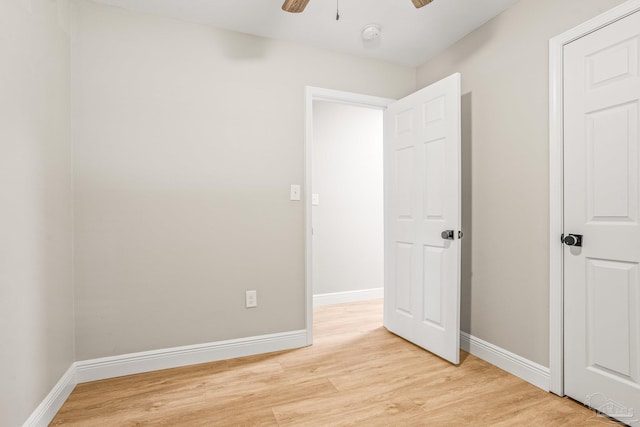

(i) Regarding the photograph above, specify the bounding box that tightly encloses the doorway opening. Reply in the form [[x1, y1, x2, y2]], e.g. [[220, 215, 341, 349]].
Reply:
[[304, 87, 394, 345], [311, 101, 384, 305]]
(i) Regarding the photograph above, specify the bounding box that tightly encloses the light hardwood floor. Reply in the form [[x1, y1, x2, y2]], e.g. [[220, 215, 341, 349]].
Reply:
[[51, 300, 620, 426]]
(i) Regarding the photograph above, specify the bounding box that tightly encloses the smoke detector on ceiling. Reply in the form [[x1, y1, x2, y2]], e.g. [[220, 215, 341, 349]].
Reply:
[[361, 24, 381, 41]]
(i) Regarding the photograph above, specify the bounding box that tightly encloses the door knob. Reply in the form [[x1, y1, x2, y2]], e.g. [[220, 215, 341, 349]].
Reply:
[[441, 230, 455, 240], [562, 234, 583, 247]]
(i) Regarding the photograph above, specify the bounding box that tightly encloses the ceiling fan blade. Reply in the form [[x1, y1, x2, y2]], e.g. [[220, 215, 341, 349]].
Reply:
[[411, 0, 434, 8], [282, 0, 311, 13]]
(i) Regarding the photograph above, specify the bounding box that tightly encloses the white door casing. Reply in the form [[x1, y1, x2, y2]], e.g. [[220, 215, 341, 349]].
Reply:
[[384, 73, 462, 364], [304, 87, 394, 344], [563, 10, 640, 426]]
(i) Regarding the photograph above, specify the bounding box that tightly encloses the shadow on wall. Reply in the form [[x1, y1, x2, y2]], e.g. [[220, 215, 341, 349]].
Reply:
[[461, 92, 473, 334], [212, 27, 273, 60]]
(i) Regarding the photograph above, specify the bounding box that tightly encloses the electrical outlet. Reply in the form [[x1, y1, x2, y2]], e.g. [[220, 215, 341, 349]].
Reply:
[[245, 290, 257, 308]]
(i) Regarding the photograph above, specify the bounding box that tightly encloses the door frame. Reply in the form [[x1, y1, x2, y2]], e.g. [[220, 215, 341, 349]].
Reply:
[[304, 87, 394, 345], [548, 0, 640, 396]]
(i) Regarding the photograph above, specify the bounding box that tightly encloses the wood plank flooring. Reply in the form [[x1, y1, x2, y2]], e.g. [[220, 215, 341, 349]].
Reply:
[[51, 300, 619, 426]]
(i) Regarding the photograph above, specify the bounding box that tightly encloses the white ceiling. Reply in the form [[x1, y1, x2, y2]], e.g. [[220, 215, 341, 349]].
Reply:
[[91, 0, 520, 67]]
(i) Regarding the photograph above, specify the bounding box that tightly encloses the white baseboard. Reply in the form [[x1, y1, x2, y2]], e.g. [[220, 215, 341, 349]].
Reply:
[[24, 327, 550, 426], [75, 329, 307, 383], [460, 331, 550, 391], [22, 365, 77, 427], [24, 330, 307, 426], [313, 288, 383, 307]]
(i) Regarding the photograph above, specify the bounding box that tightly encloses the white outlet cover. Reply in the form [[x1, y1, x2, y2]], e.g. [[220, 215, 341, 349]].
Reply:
[[245, 290, 257, 308]]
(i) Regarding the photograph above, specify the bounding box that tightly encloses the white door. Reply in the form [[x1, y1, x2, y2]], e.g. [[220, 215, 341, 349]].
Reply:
[[384, 73, 461, 364], [564, 10, 640, 426]]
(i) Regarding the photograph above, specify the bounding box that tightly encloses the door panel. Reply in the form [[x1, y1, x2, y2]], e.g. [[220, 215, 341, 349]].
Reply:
[[423, 246, 444, 326], [395, 242, 413, 315], [586, 102, 638, 222], [564, 10, 640, 426], [384, 73, 461, 364], [586, 258, 638, 379]]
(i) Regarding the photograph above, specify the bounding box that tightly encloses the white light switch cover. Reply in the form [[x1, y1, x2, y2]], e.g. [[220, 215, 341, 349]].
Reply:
[[312, 193, 320, 206], [290, 184, 301, 201]]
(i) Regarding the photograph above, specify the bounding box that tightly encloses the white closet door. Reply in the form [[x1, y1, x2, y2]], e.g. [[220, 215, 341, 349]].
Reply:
[[563, 10, 640, 427]]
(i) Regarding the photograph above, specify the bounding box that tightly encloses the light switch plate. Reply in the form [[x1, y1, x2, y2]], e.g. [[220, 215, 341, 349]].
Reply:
[[290, 184, 301, 201], [312, 193, 320, 206]]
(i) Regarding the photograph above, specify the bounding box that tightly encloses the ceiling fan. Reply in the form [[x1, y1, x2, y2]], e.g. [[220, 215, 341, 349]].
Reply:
[[282, 0, 434, 13]]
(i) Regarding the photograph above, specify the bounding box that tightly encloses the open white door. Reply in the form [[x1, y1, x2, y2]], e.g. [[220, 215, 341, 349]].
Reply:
[[383, 73, 461, 364]]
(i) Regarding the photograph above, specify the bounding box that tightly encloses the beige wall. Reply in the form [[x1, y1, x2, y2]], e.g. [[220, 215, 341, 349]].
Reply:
[[417, 0, 626, 366], [0, 0, 74, 425], [72, 0, 415, 360]]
